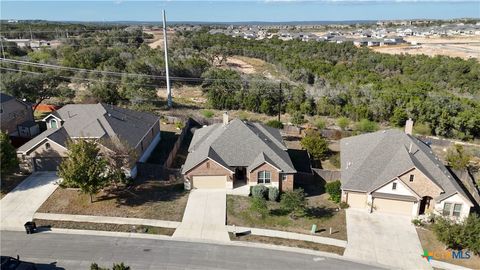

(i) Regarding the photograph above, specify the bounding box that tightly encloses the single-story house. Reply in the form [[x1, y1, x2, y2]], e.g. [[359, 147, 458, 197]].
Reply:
[[17, 103, 160, 177], [182, 113, 296, 191], [340, 119, 473, 220], [0, 93, 39, 138]]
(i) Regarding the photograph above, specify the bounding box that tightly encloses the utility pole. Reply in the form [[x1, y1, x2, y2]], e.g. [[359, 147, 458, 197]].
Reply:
[[162, 10, 172, 108], [0, 39, 5, 59]]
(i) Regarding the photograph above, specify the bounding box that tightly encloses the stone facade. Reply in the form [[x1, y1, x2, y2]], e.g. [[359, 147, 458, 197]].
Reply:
[[399, 168, 444, 198]]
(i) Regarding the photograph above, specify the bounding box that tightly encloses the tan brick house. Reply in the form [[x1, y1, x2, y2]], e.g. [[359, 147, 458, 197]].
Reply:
[[17, 103, 160, 177], [182, 113, 296, 192], [340, 119, 473, 220]]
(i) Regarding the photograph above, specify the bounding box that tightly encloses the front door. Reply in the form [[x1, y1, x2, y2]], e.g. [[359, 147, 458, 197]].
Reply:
[[419, 196, 432, 215]]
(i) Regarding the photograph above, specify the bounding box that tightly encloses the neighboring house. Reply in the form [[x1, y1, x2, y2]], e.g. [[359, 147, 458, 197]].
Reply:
[[182, 113, 296, 192], [340, 119, 473, 220], [0, 93, 39, 138], [17, 103, 161, 176]]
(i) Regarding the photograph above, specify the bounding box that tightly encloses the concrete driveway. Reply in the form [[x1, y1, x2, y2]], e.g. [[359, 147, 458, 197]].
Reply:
[[173, 189, 229, 242], [344, 209, 431, 270], [0, 172, 60, 231]]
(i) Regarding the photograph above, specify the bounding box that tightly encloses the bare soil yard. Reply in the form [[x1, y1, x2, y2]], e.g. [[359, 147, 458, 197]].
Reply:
[[416, 227, 480, 269], [1, 173, 29, 199], [34, 219, 175, 236], [37, 180, 188, 221], [229, 233, 345, 255]]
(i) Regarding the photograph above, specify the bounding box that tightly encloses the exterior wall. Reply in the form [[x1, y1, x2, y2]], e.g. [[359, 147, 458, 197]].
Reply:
[[18, 139, 67, 173], [399, 168, 443, 198], [280, 173, 294, 192], [434, 194, 471, 220], [374, 179, 416, 196], [185, 159, 233, 182], [0, 99, 34, 135], [249, 163, 280, 190], [135, 120, 161, 158], [344, 191, 368, 209]]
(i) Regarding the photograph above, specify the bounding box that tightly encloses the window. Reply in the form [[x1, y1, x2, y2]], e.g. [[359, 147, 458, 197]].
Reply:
[[409, 175, 414, 182], [443, 203, 452, 216], [257, 171, 271, 184], [206, 161, 210, 169], [281, 174, 287, 181], [453, 204, 462, 217], [392, 182, 397, 190], [45, 142, 51, 149], [50, 119, 58, 128]]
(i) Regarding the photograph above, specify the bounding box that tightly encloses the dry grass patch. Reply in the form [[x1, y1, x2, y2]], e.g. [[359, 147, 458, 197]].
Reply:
[[1, 173, 29, 199], [227, 194, 346, 240], [230, 233, 344, 255], [38, 180, 188, 221], [34, 219, 175, 236], [416, 227, 480, 269]]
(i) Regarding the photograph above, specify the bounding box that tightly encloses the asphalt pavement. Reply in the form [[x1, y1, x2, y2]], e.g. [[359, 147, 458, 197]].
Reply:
[[1, 231, 383, 270]]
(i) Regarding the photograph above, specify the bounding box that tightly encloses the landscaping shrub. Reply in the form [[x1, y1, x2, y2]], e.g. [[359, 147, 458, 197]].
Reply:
[[355, 119, 378, 133], [300, 130, 329, 161], [411, 218, 423, 227], [325, 180, 341, 203], [251, 185, 268, 199], [339, 202, 349, 209], [265, 119, 284, 129], [337, 117, 350, 131], [432, 214, 480, 255], [280, 188, 307, 218], [250, 196, 269, 219], [201, 110, 214, 118], [268, 186, 280, 201], [315, 118, 326, 130]]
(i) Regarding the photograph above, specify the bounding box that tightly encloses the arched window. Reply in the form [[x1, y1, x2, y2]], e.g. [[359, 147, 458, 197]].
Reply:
[[50, 119, 58, 128], [257, 171, 271, 184], [45, 142, 51, 149]]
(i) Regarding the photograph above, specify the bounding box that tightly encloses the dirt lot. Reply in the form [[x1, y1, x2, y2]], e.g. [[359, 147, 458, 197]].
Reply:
[[144, 29, 175, 49], [416, 227, 480, 269], [37, 180, 189, 221], [33, 219, 175, 236], [230, 233, 345, 255], [372, 35, 480, 60]]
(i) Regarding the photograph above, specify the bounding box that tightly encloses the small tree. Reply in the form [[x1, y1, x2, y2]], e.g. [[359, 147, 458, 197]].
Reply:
[[337, 117, 350, 131], [100, 137, 138, 187], [280, 188, 307, 218], [325, 180, 342, 203], [58, 140, 108, 203], [446, 144, 471, 170], [250, 196, 269, 219], [300, 130, 329, 161], [291, 111, 305, 125], [0, 131, 18, 174]]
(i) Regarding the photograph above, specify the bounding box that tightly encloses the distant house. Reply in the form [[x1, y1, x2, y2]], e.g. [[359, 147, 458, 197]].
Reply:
[[0, 93, 39, 138], [182, 113, 296, 192], [17, 103, 161, 175], [340, 119, 473, 219]]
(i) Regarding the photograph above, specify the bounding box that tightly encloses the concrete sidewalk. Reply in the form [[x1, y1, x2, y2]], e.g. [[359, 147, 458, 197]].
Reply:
[[173, 189, 229, 242], [226, 225, 347, 248], [34, 213, 180, 228]]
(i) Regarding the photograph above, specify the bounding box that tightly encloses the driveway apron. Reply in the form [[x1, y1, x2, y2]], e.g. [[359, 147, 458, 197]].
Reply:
[[1, 172, 60, 231], [173, 189, 229, 242], [344, 209, 431, 270]]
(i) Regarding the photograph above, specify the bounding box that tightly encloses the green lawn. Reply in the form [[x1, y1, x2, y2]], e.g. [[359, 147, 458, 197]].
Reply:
[[226, 194, 347, 240]]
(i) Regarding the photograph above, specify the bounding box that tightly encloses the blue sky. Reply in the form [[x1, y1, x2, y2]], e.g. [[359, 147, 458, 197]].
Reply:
[[1, 1, 479, 22]]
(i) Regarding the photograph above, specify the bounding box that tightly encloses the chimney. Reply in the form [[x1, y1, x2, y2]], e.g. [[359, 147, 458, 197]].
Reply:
[[223, 111, 229, 126], [405, 118, 413, 135]]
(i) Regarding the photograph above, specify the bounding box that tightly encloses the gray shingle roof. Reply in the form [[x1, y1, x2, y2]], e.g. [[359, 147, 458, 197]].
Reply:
[[17, 127, 69, 153], [182, 119, 296, 174], [18, 103, 158, 153], [341, 129, 471, 204]]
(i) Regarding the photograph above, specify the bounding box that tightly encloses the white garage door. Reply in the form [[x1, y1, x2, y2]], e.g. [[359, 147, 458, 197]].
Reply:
[[192, 175, 227, 189], [373, 198, 413, 216], [347, 192, 367, 208]]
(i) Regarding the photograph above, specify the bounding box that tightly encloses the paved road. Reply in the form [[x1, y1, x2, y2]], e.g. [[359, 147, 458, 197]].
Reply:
[[0, 172, 60, 230], [173, 189, 229, 241], [1, 231, 382, 270], [344, 209, 431, 270]]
